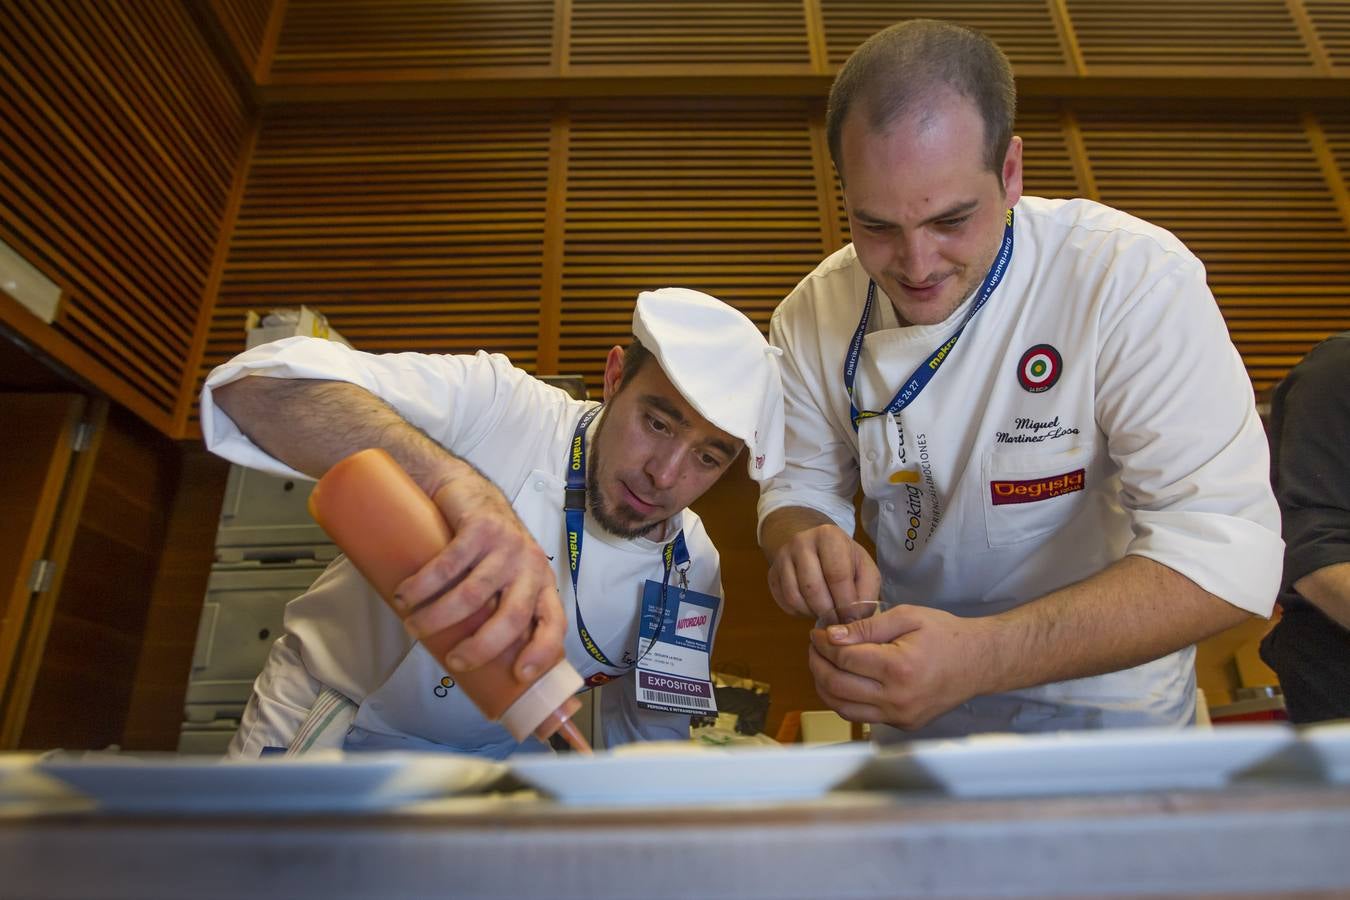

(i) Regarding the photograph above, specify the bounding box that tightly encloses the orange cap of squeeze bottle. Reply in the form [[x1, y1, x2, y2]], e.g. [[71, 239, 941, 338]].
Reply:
[[308, 448, 590, 752]]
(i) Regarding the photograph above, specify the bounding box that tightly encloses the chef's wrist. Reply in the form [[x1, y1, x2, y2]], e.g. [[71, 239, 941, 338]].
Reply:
[[962, 612, 1019, 698], [418, 453, 484, 505], [759, 506, 836, 560]]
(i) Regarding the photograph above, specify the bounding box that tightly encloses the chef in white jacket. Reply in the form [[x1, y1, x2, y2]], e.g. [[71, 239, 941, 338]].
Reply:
[[202, 288, 784, 757], [758, 20, 1283, 740]]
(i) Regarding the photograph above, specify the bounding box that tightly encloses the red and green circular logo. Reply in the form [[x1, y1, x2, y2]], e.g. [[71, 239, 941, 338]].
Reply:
[[1018, 344, 1061, 393]]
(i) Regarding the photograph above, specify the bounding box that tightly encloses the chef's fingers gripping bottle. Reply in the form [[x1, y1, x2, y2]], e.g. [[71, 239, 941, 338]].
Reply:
[[308, 447, 591, 752]]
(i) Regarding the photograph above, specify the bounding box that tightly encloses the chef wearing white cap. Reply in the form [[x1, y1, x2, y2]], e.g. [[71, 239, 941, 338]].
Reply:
[[201, 288, 785, 757]]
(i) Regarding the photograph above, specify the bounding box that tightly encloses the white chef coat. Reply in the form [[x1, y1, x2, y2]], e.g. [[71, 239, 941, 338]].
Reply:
[[758, 196, 1282, 740], [201, 340, 724, 758]]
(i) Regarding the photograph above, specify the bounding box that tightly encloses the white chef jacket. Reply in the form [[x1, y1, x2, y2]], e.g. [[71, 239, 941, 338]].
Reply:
[[758, 196, 1282, 740], [201, 340, 724, 758]]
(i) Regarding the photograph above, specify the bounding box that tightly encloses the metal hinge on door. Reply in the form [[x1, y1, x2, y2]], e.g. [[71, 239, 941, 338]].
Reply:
[[72, 420, 95, 452], [27, 559, 55, 593]]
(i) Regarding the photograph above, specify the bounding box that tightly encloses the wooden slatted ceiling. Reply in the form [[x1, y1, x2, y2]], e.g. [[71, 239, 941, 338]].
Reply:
[[1076, 110, 1350, 391], [199, 107, 552, 412], [561, 104, 825, 391], [832, 111, 1082, 249], [0, 0, 249, 424], [209, 0, 275, 76], [820, 1, 1071, 70], [569, 1, 810, 67], [1066, 0, 1315, 70], [1307, 2, 1350, 69], [269, 0, 555, 77]]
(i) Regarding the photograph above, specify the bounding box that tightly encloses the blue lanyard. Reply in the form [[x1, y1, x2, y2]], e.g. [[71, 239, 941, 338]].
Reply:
[[564, 406, 690, 669], [844, 209, 1015, 431]]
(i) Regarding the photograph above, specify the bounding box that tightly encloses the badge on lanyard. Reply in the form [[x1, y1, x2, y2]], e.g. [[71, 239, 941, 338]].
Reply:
[[634, 564, 720, 716]]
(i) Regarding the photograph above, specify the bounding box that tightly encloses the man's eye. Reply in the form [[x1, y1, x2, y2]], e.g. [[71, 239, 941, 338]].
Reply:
[[937, 216, 970, 230], [647, 415, 670, 434]]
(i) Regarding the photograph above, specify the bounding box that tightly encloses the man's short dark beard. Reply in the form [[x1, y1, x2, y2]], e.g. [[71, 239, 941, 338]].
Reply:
[[586, 411, 661, 540], [587, 481, 660, 540]]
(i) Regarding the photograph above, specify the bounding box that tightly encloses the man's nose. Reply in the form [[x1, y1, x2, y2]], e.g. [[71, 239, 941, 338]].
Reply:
[[896, 231, 938, 281], [644, 447, 683, 491]]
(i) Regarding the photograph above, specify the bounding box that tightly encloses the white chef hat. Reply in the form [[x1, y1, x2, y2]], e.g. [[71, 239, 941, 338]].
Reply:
[[631, 288, 785, 481]]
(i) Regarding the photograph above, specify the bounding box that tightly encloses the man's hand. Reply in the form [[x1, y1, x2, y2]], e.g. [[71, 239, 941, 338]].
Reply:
[[807, 555, 1253, 731], [394, 467, 565, 682], [766, 522, 881, 620], [807, 605, 993, 730]]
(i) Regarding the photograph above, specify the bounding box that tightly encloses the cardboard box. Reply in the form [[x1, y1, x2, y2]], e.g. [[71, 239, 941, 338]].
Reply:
[[244, 306, 350, 350]]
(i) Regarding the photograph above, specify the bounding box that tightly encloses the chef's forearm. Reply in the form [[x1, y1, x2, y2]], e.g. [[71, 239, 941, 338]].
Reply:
[[212, 376, 470, 495], [972, 555, 1252, 696], [1294, 562, 1350, 629], [759, 506, 839, 561]]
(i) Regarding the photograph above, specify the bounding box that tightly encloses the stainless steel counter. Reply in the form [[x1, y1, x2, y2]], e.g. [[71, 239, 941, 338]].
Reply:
[[4, 784, 1350, 899]]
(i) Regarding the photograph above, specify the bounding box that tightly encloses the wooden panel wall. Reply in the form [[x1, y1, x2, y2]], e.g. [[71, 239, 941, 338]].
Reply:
[[208, 0, 278, 79], [0, 0, 251, 433], [196, 106, 554, 416], [1019, 109, 1085, 198], [559, 102, 826, 386], [200, 101, 828, 399], [199, 0, 1350, 400], [1077, 108, 1350, 392], [568, 0, 812, 68], [1323, 110, 1350, 180], [254, 0, 1350, 84], [270, 0, 557, 78], [820, 1, 1073, 71], [1066, 0, 1317, 71], [210, 100, 1305, 398], [1307, 1, 1350, 69], [193, 105, 1350, 436]]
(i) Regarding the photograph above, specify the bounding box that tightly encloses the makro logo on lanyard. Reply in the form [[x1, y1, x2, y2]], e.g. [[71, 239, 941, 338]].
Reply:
[[845, 208, 1015, 431], [570, 432, 584, 473]]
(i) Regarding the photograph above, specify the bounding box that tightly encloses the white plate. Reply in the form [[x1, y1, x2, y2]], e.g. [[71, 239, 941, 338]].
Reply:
[[863, 725, 1296, 797], [37, 750, 504, 813], [1301, 721, 1350, 783], [510, 742, 873, 806]]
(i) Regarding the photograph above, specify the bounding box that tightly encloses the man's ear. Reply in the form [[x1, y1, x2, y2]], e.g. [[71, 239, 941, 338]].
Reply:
[[601, 345, 625, 403], [1001, 135, 1024, 206]]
